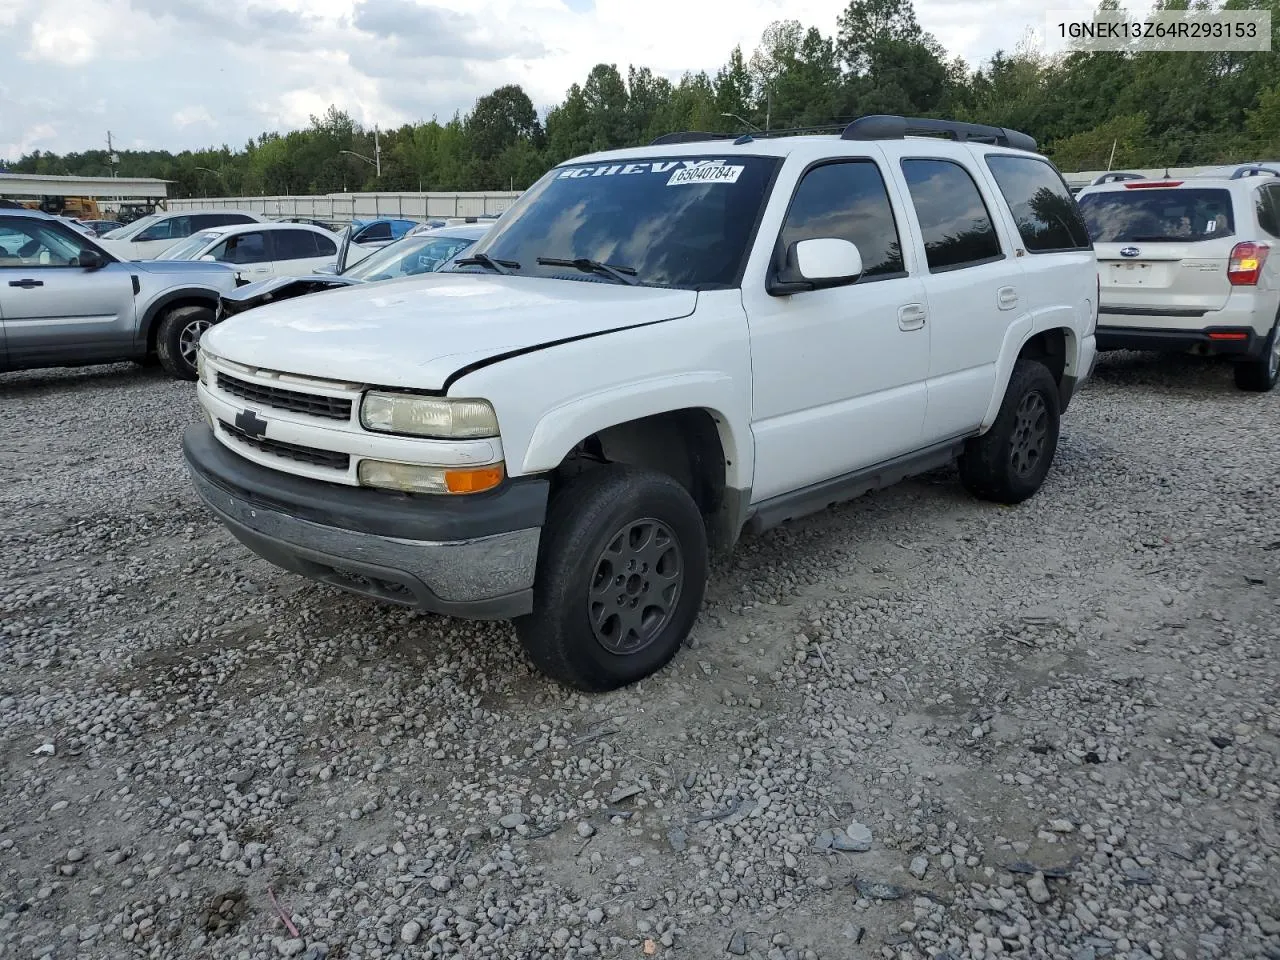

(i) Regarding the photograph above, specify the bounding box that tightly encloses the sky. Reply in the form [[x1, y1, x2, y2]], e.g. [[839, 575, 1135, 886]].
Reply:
[[0, 0, 1105, 159]]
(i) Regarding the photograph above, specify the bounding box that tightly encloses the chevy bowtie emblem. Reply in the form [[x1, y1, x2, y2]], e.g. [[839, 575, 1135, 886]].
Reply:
[[1120, 246, 1140, 258], [234, 408, 268, 439]]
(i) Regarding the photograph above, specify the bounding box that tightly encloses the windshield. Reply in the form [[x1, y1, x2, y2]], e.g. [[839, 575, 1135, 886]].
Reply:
[[157, 230, 221, 260], [1078, 188, 1235, 243], [104, 214, 160, 240], [342, 234, 478, 280], [452, 155, 781, 289]]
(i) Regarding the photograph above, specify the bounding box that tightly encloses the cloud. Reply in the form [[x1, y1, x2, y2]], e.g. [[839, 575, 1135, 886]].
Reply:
[[0, 0, 1084, 160], [172, 105, 217, 130]]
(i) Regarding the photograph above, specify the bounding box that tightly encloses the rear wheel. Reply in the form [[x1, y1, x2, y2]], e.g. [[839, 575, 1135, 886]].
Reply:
[[515, 466, 707, 691], [155, 305, 215, 381], [959, 358, 1061, 504], [1234, 319, 1280, 392]]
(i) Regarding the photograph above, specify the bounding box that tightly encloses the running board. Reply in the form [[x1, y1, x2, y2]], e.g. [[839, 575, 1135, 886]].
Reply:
[[745, 438, 967, 535]]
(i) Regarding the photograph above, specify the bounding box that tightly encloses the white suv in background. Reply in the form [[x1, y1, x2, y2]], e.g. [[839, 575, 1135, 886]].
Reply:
[[1077, 166, 1280, 391], [98, 210, 267, 261], [185, 115, 1098, 691]]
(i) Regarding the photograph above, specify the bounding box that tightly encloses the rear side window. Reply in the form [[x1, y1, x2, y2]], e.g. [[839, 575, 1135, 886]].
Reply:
[[779, 160, 905, 280], [272, 230, 324, 260], [219, 213, 258, 226], [1077, 188, 1235, 243], [985, 155, 1091, 252], [901, 159, 1003, 271]]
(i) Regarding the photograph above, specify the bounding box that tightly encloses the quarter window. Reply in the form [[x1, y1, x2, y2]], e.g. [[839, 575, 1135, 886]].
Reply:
[[985, 155, 1091, 252], [1257, 186, 1280, 239], [779, 160, 905, 280], [901, 159, 1003, 271]]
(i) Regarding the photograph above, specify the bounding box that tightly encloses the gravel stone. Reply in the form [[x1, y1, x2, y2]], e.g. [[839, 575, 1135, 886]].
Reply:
[[1, 355, 1278, 960]]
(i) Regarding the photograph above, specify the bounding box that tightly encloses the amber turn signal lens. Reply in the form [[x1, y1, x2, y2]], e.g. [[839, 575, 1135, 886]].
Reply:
[[443, 464, 504, 494]]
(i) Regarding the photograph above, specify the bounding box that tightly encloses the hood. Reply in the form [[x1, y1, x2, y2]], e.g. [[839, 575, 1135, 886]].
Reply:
[[131, 259, 237, 277], [202, 272, 698, 391], [220, 273, 359, 314]]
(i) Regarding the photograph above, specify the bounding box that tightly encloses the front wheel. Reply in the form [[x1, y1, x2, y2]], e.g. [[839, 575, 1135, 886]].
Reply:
[[155, 305, 215, 381], [515, 466, 708, 692], [1234, 320, 1280, 392], [959, 358, 1061, 505]]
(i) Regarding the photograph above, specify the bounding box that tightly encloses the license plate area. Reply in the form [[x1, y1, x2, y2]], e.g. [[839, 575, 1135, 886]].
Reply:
[[1111, 262, 1152, 285]]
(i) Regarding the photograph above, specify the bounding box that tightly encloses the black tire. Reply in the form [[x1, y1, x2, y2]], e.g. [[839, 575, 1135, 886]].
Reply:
[[514, 465, 708, 692], [155, 305, 215, 381], [1233, 320, 1280, 392], [959, 358, 1061, 505]]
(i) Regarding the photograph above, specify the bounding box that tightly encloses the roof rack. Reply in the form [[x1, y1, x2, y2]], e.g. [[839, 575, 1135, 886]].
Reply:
[[1229, 165, 1280, 180], [841, 115, 1037, 152], [647, 116, 1037, 151], [1091, 172, 1146, 185]]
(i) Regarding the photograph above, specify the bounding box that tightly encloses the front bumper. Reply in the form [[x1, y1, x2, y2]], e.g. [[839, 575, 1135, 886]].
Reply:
[[183, 423, 548, 619]]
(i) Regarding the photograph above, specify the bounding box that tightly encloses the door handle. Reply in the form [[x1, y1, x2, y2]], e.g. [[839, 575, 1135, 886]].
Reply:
[[8, 279, 43, 288], [997, 286, 1019, 310], [898, 303, 927, 331]]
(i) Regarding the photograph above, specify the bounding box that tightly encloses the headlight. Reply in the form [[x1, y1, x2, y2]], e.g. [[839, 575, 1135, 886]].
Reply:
[[360, 392, 499, 439], [196, 348, 209, 386], [357, 459, 505, 495]]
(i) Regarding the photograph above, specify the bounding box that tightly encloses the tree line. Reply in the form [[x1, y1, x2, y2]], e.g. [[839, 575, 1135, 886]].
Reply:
[[7, 0, 1280, 199]]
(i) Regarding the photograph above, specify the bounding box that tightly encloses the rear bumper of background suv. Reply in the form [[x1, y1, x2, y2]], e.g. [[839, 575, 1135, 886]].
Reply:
[[1095, 323, 1263, 357], [183, 423, 548, 619], [1096, 294, 1275, 357]]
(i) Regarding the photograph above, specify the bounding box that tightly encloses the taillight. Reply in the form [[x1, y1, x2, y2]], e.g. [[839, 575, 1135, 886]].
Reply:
[[1228, 241, 1270, 286]]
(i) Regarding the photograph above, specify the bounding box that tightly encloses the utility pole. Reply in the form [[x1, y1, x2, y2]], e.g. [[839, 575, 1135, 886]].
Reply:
[[107, 131, 119, 178], [374, 126, 381, 178]]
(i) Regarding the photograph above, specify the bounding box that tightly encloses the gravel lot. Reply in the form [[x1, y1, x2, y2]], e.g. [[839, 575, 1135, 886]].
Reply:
[[1, 353, 1278, 960]]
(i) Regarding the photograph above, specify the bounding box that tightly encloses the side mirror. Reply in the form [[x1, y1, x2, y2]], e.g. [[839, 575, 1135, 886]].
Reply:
[[794, 238, 862, 283], [199, 254, 217, 262], [769, 238, 863, 295], [79, 248, 108, 270]]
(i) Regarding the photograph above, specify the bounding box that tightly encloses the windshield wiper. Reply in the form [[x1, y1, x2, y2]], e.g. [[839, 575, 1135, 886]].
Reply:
[[536, 256, 639, 286], [453, 253, 520, 275]]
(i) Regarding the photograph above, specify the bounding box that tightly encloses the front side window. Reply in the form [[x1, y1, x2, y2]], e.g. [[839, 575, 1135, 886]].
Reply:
[[901, 159, 1003, 271], [0, 218, 94, 267], [345, 236, 475, 281], [985, 155, 1091, 252], [1077, 188, 1235, 243], [212, 232, 267, 264], [356, 222, 393, 243], [455, 155, 782, 289], [778, 160, 904, 280]]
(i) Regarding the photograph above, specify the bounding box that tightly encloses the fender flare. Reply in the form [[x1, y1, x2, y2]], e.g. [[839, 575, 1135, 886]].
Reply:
[[518, 372, 753, 492], [138, 287, 222, 348], [979, 317, 1081, 430]]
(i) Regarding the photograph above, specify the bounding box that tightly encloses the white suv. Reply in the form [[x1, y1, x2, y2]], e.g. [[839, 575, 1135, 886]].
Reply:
[[184, 115, 1098, 690], [1077, 166, 1280, 391]]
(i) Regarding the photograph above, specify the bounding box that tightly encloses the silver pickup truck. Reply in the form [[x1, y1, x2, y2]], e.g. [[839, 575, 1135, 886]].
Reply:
[[0, 208, 238, 380]]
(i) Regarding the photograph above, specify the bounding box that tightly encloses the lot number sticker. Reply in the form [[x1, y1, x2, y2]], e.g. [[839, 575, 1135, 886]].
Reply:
[[667, 162, 744, 186]]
